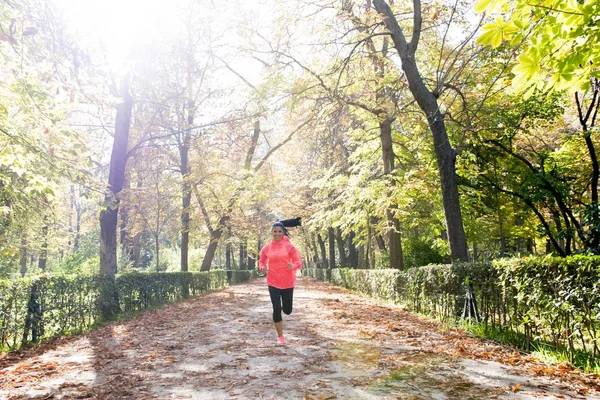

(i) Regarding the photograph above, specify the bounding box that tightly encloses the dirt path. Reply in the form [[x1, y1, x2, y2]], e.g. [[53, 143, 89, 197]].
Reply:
[[1, 276, 599, 399]]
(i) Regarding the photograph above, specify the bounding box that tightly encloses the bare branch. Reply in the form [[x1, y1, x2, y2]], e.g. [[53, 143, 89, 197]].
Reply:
[[253, 118, 315, 172], [409, 0, 422, 54]]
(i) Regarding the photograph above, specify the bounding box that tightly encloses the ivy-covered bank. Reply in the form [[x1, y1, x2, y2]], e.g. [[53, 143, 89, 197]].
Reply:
[[0, 270, 256, 351], [304, 255, 600, 368]]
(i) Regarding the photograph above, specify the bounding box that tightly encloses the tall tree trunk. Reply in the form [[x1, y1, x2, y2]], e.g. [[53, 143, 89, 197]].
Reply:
[[199, 216, 226, 271], [119, 172, 130, 260], [99, 78, 132, 318], [74, 198, 81, 251], [348, 231, 358, 268], [154, 233, 160, 271], [498, 207, 506, 255], [69, 185, 74, 250], [100, 78, 133, 276], [335, 228, 349, 267], [375, 235, 386, 251], [576, 83, 600, 249], [179, 133, 191, 273], [373, 0, 469, 261], [328, 227, 336, 269], [358, 244, 366, 269], [317, 233, 328, 268], [38, 216, 48, 272], [131, 233, 141, 268], [494, 181, 507, 255], [311, 233, 321, 267], [239, 239, 247, 270], [247, 237, 255, 270], [302, 228, 315, 267], [381, 116, 404, 269], [225, 227, 232, 270], [20, 237, 27, 277], [179, 83, 195, 272], [369, 240, 376, 269], [206, 231, 224, 270], [129, 171, 144, 266]]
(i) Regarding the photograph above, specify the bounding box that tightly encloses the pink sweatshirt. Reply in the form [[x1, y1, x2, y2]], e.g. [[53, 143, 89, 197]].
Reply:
[[258, 236, 302, 289]]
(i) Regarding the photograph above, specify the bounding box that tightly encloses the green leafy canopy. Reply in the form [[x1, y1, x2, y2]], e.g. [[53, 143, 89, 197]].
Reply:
[[476, 0, 600, 94]]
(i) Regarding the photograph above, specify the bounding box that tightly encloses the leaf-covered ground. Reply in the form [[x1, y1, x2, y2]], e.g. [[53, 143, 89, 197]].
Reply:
[[1, 276, 599, 399]]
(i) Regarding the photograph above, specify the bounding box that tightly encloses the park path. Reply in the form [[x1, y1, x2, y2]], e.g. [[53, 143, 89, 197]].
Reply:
[[1, 276, 599, 399]]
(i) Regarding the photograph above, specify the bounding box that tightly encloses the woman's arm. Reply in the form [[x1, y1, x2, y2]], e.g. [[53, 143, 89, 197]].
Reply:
[[258, 245, 268, 271], [289, 245, 302, 271]]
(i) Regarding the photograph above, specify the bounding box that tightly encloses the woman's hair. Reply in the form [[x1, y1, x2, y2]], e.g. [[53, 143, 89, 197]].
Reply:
[[271, 221, 290, 237]]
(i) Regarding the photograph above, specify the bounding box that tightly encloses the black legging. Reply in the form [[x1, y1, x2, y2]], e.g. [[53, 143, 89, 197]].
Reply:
[[268, 286, 294, 323]]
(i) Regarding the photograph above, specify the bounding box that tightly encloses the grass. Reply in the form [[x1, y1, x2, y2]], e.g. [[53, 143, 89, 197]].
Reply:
[[455, 320, 600, 374]]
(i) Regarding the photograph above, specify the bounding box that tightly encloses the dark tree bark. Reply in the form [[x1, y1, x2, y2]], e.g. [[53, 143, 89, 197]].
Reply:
[[373, 0, 469, 261], [317, 233, 328, 268], [20, 237, 27, 277], [129, 171, 144, 267], [201, 216, 227, 271], [74, 194, 81, 251], [38, 216, 48, 272], [375, 234, 386, 251], [328, 227, 336, 269], [358, 244, 366, 269], [380, 118, 405, 269], [335, 228, 349, 267], [99, 78, 133, 318], [179, 74, 196, 272], [100, 78, 133, 276], [225, 227, 232, 270], [131, 232, 141, 268], [576, 82, 600, 249], [68, 185, 74, 249], [239, 240, 247, 270], [247, 239, 255, 270], [119, 172, 130, 255], [179, 124, 192, 273], [311, 234, 322, 267], [348, 231, 358, 268]]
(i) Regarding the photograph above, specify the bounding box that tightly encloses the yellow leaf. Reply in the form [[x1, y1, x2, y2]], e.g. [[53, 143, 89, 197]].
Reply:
[[477, 23, 504, 48], [474, 0, 503, 14], [512, 383, 521, 392]]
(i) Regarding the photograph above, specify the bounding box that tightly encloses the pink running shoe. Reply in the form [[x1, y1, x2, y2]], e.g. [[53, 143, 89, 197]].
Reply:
[[277, 336, 286, 345]]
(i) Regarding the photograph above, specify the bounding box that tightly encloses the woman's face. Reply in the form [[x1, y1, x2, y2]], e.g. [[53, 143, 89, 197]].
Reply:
[[272, 226, 284, 241]]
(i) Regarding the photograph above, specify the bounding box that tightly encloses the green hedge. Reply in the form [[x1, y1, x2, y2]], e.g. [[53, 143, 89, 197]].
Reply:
[[228, 270, 258, 285], [303, 255, 600, 362], [0, 269, 256, 351]]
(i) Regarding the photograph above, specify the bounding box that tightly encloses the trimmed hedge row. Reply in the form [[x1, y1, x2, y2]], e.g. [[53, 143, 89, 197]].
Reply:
[[0, 269, 255, 351], [304, 255, 600, 361]]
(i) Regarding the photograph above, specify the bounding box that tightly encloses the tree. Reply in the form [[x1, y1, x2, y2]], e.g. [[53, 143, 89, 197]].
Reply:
[[477, 0, 600, 254], [99, 78, 133, 277], [0, 0, 94, 277], [371, 0, 472, 261], [98, 78, 132, 318]]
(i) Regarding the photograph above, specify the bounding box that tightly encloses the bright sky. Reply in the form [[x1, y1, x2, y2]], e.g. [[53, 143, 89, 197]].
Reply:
[[58, 0, 190, 69]]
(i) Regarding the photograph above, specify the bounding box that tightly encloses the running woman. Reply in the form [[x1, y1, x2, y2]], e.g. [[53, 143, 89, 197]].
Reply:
[[258, 222, 302, 344]]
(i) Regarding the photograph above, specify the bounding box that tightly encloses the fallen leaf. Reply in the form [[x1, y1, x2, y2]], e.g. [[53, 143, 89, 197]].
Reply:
[[512, 384, 521, 392]]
